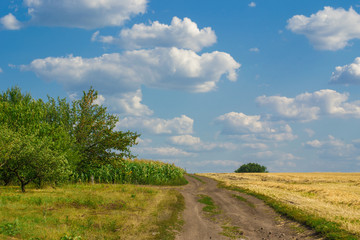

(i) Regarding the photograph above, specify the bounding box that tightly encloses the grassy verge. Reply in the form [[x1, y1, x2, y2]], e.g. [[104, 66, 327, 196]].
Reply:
[[0, 184, 184, 240], [218, 181, 359, 240]]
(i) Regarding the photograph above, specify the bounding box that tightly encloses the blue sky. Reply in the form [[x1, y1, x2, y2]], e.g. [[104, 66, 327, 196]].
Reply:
[[1, 0, 360, 173]]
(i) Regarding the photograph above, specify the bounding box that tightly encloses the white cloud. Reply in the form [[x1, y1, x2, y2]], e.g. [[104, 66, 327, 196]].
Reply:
[[169, 135, 237, 152], [215, 112, 297, 141], [15, 0, 147, 29], [287, 7, 360, 51], [0, 13, 22, 30], [248, 2, 256, 7], [216, 112, 271, 134], [249, 47, 259, 52], [257, 89, 360, 121], [135, 146, 194, 157], [108, 90, 153, 116], [93, 17, 217, 52], [169, 135, 201, 146], [22, 48, 240, 94], [304, 128, 315, 137], [0, 67, 3, 73], [117, 115, 194, 135], [242, 143, 268, 150], [331, 57, 360, 85], [304, 135, 357, 159]]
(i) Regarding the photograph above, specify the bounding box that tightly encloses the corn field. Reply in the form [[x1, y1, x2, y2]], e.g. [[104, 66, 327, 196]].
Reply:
[[71, 159, 187, 186]]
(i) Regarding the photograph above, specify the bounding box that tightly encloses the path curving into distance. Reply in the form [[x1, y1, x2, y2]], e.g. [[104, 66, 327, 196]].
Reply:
[[175, 175, 323, 240]]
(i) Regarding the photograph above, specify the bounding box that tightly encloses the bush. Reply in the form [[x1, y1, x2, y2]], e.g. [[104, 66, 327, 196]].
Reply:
[[235, 163, 268, 173]]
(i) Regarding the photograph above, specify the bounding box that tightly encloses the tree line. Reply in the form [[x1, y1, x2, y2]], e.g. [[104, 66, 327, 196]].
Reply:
[[0, 87, 139, 192]]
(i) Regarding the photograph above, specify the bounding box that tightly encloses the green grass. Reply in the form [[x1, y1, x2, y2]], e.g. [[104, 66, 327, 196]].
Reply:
[[197, 194, 221, 216], [232, 194, 255, 208], [218, 181, 360, 240], [0, 184, 185, 240], [220, 225, 244, 239]]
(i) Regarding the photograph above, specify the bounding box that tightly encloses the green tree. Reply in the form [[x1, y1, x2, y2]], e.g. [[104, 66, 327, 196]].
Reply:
[[0, 126, 70, 192], [235, 163, 268, 173], [71, 88, 140, 173], [0, 87, 74, 191]]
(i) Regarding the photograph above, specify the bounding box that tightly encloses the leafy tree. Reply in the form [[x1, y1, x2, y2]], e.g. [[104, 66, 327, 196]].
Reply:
[[71, 87, 140, 173], [235, 163, 268, 173], [0, 126, 70, 192], [0, 87, 74, 191]]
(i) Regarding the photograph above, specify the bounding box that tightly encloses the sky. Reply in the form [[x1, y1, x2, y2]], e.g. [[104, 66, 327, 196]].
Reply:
[[1, 0, 360, 173]]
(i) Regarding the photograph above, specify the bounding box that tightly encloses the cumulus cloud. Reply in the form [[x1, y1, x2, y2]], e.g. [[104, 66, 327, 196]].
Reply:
[[215, 112, 297, 141], [21, 48, 240, 94], [6, 0, 147, 29], [287, 7, 360, 50], [216, 112, 272, 134], [248, 2, 256, 7], [169, 135, 201, 146], [93, 17, 217, 51], [117, 115, 194, 135], [331, 57, 360, 85], [108, 90, 153, 116], [0, 13, 22, 30], [169, 135, 237, 152], [135, 146, 195, 157], [257, 89, 360, 121], [304, 135, 357, 159]]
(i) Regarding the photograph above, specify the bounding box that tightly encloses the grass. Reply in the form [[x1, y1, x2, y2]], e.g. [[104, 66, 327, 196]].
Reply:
[[197, 194, 220, 216], [0, 184, 185, 240], [202, 172, 360, 240], [232, 194, 255, 208]]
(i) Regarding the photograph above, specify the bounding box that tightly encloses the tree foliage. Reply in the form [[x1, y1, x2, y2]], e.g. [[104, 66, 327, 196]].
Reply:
[[0, 86, 139, 192], [72, 88, 139, 173], [235, 163, 268, 173]]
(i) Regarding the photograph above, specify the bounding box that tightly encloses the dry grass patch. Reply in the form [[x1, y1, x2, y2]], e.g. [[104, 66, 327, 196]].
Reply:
[[201, 172, 360, 238]]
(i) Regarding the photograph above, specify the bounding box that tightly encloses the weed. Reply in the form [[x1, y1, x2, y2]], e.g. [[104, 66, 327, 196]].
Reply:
[[197, 194, 221, 216], [0, 219, 21, 236]]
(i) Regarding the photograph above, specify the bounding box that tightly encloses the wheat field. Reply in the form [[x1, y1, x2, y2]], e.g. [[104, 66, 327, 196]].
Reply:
[[201, 172, 360, 236]]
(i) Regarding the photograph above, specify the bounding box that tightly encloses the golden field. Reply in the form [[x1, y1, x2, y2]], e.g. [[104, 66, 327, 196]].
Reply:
[[201, 172, 360, 236]]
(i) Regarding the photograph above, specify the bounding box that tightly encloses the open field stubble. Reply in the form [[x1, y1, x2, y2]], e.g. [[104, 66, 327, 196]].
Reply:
[[0, 184, 184, 240], [201, 172, 360, 239]]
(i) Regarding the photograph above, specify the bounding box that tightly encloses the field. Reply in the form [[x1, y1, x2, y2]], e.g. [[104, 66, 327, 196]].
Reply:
[[0, 184, 184, 240], [201, 172, 360, 239]]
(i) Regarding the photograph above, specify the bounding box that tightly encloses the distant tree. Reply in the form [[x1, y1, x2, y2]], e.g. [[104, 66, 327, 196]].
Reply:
[[235, 163, 268, 173]]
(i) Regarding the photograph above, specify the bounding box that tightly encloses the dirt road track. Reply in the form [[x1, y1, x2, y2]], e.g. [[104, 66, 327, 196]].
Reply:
[[175, 175, 322, 240]]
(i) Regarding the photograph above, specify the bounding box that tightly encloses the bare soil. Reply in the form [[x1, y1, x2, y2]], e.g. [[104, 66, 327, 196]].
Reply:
[[175, 175, 323, 240]]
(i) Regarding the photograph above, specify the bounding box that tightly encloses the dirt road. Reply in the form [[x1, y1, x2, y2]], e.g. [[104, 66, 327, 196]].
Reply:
[[175, 175, 322, 240]]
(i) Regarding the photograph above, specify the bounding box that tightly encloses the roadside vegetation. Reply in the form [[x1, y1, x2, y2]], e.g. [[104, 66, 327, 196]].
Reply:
[[0, 86, 187, 239], [202, 172, 360, 240], [0, 184, 184, 239]]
